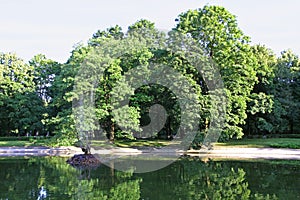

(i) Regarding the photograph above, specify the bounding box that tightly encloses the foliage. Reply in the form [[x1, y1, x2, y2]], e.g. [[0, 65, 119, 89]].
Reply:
[[4, 157, 299, 199], [1, 5, 300, 147], [0, 53, 42, 136], [175, 5, 258, 139], [271, 50, 300, 134]]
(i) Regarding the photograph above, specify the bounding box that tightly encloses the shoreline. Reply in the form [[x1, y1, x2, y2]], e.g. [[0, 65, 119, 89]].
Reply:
[[1, 146, 300, 160], [0, 146, 82, 157]]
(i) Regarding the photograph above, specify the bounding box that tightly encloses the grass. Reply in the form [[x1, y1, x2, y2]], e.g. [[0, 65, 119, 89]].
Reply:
[[0, 137, 176, 148], [0, 137, 47, 147], [90, 139, 178, 148], [216, 138, 300, 149], [1, 137, 300, 149], [114, 139, 178, 148], [100, 138, 300, 149]]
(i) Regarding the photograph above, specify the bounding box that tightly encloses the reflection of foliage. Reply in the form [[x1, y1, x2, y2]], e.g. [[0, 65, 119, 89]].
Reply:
[[166, 158, 252, 199], [108, 180, 141, 200], [0, 157, 142, 199], [0, 158, 41, 199], [1, 157, 299, 199], [138, 157, 281, 200]]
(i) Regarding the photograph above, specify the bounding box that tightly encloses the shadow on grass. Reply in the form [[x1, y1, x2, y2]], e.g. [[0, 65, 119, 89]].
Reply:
[[90, 138, 179, 149]]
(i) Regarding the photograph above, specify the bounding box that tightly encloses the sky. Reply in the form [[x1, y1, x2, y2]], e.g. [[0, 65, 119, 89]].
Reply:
[[1, 0, 300, 63]]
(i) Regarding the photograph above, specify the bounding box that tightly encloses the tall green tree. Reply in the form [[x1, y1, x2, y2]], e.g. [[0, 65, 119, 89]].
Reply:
[[0, 53, 43, 136], [272, 50, 300, 134], [244, 45, 276, 135], [47, 45, 91, 145], [175, 5, 258, 139], [29, 54, 61, 135]]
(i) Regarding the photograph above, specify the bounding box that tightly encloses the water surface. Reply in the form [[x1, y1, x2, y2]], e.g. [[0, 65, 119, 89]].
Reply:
[[0, 156, 299, 199]]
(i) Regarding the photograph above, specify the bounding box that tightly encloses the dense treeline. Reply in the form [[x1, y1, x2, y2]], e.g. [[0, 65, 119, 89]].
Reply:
[[1, 5, 300, 146]]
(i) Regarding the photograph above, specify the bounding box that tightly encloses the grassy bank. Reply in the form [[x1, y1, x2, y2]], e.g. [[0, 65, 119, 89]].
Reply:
[[90, 139, 177, 148], [216, 138, 300, 149], [115, 139, 179, 148], [0, 137, 47, 147], [1, 137, 300, 149]]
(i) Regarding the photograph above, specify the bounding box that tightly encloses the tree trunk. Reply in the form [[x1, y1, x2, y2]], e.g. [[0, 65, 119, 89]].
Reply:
[[109, 121, 115, 142]]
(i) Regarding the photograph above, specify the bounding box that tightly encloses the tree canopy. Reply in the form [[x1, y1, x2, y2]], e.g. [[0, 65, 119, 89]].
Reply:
[[1, 5, 300, 147]]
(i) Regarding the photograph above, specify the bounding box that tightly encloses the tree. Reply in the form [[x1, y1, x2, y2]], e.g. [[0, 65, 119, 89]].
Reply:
[[29, 54, 61, 135], [89, 25, 124, 46], [47, 45, 91, 145], [76, 27, 155, 142], [30, 54, 60, 103], [0, 53, 43, 136], [71, 19, 205, 149], [271, 50, 300, 134], [175, 5, 258, 139], [244, 45, 276, 135]]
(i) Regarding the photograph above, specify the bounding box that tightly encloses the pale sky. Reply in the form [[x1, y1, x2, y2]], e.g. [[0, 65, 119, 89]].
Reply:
[[1, 0, 300, 63]]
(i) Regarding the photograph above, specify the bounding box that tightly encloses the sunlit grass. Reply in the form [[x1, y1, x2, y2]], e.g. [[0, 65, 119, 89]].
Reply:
[[216, 138, 300, 149], [115, 139, 177, 148], [1, 137, 300, 149], [0, 138, 47, 147], [90, 139, 179, 148]]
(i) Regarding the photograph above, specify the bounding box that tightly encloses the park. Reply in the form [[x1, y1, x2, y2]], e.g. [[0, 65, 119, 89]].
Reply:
[[1, 4, 300, 200]]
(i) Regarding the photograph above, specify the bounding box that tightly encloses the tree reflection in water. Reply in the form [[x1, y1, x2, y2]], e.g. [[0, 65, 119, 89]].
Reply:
[[0, 156, 299, 199]]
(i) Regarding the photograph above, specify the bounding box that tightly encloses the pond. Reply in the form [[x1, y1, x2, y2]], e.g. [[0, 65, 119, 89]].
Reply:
[[0, 156, 299, 199]]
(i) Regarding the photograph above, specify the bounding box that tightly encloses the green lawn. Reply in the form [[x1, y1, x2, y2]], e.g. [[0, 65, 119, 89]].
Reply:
[[0, 138, 47, 147], [96, 138, 300, 149], [114, 139, 178, 148], [90, 139, 178, 148], [1, 137, 300, 149], [216, 138, 300, 149]]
